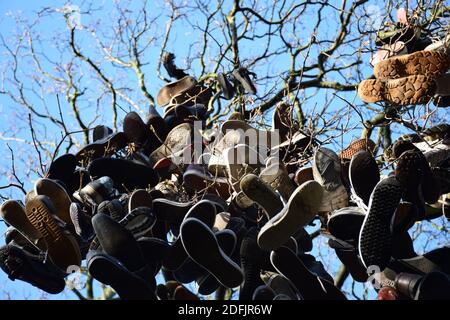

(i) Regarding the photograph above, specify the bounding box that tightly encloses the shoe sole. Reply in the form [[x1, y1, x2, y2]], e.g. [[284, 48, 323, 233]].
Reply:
[[340, 138, 376, 161], [327, 211, 365, 241], [349, 151, 380, 205], [270, 247, 346, 300], [34, 178, 72, 224], [374, 50, 450, 80], [88, 254, 156, 300], [240, 174, 283, 219], [157, 76, 197, 106], [25, 197, 81, 270], [358, 177, 403, 270], [358, 75, 436, 105], [257, 181, 323, 251], [128, 189, 153, 212], [181, 218, 244, 288]]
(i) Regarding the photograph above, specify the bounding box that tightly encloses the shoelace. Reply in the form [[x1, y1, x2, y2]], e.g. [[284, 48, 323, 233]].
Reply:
[[350, 190, 368, 212]]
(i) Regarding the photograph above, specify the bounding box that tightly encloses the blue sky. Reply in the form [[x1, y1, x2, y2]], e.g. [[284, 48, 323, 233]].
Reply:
[[0, 0, 448, 300]]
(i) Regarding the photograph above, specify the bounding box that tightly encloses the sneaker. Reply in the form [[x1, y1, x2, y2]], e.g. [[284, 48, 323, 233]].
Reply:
[[349, 151, 380, 206], [358, 75, 436, 105], [373, 50, 450, 80], [180, 218, 244, 288], [294, 166, 314, 186], [77, 177, 117, 207], [152, 199, 194, 224], [257, 181, 323, 251], [87, 251, 156, 300], [92, 125, 113, 142], [149, 123, 194, 165], [98, 199, 126, 222], [252, 285, 275, 300], [240, 174, 283, 219], [196, 229, 237, 295], [34, 178, 73, 225], [183, 164, 231, 199], [358, 177, 403, 270], [128, 189, 153, 212], [46, 153, 77, 185], [260, 163, 296, 201], [0, 244, 66, 294], [88, 158, 159, 191], [270, 246, 346, 300], [119, 207, 156, 239], [76, 132, 127, 164], [4, 227, 40, 255], [327, 206, 365, 241], [92, 214, 148, 273], [313, 147, 348, 213], [69, 203, 94, 241], [169, 85, 213, 107], [123, 111, 152, 149], [261, 271, 299, 300], [25, 195, 81, 270], [157, 76, 197, 106], [162, 200, 217, 271], [1, 200, 46, 251]]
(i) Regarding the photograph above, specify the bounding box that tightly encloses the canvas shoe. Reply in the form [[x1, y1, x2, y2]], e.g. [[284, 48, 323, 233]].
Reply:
[[180, 218, 244, 288], [358, 177, 403, 270], [257, 181, 323, 251]]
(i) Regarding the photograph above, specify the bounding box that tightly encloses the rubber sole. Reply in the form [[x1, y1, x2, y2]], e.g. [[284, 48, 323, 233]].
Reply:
[[374, 50, 450, 80], [34, 178, 72, 224], [157, 76, 197, 106], [358, 177, 403, 270], [358, 75, 436, 106], [240, 174, 283, 219], [340, 138, 376, 161], [25, 196, 81, 271], [349, 150, 380, 205], [270, 247, 346, 300], [88, 253, 156, 300], [181, 218, 244, 288], [258, 181, 323, 251]]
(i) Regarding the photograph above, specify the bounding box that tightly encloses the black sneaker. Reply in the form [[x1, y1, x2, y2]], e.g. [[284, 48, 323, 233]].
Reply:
[[395, 271, 450, 300], [137, 237, 170, 276], [0, 244, 66, 294], [252, 285, 275, 301], [197, 229, 237, 295], [88, 158, 159, 191], [87, 251, 156, 300], [358, 177, 403, 270], [70, 203, 94, 241], [349, 151, 380, 206], [92, 214, 148, 273], [98, 199, 126, 222], [181, 218, 244, 289], [92, 125, 113, 142], [76, 132, 127, 165], [270, 246, 346, 300], [119, 207, 156, 239], [46, 153, 77, 185]]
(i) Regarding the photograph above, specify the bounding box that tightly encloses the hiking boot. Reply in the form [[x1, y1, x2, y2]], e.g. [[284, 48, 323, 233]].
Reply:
[[358, 75, 436, 105], [374, 50, 450, 80]]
